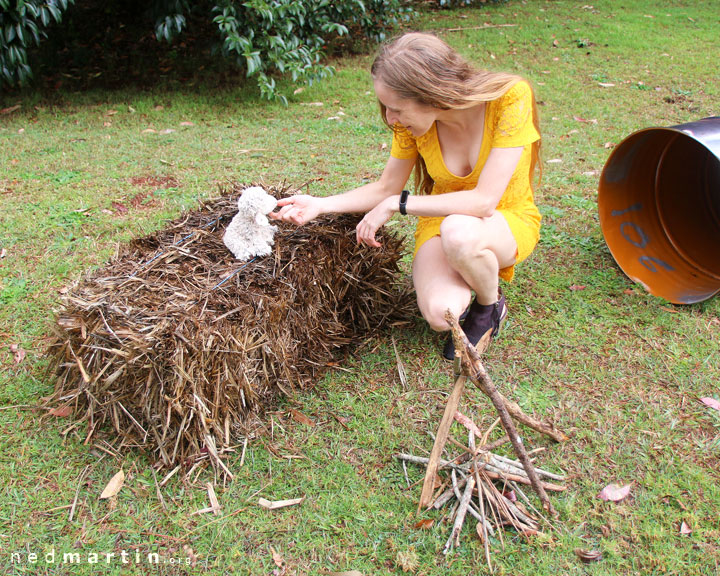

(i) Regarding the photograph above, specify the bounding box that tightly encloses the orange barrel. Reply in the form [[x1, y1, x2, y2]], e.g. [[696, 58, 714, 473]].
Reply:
[[598, 117, 720, 304]]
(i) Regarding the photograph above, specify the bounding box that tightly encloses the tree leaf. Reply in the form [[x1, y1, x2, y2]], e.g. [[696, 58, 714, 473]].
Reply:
[[413, 518, 434, 530], [100, 469, 125, 499], [270, 546, 283, 568], [9, 344, 25, 363], [48, 405, 73, 417], [700, 397, 720, 412], [598, 482, 632, 502]]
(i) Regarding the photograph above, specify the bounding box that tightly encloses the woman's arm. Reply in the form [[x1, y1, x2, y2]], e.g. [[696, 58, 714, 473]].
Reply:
[[405, 146, 525, 218], [270, 155, 415, 225]]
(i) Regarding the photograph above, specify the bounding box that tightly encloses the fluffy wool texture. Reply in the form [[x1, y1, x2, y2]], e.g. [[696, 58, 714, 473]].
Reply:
[[223, 186, 279, 260]]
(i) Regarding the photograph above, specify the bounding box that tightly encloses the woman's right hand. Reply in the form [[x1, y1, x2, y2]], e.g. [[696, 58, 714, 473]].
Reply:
[[269, 195, 322, 226]]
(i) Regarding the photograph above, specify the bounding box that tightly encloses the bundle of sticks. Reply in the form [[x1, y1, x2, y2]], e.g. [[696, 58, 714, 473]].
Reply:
[[397, 310, 569, 566], [397, 414, 566, 560]]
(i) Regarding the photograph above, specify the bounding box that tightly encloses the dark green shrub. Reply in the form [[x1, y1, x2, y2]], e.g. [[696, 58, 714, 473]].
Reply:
[[2, 0, 412, 99], [0, 0, 74, 88]]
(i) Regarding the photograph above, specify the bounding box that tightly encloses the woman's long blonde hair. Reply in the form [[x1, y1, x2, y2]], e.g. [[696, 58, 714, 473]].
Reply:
[[371, 32, 541, 196]]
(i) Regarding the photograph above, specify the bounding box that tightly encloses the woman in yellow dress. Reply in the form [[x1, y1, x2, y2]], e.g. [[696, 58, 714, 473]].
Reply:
[[271, 32, 542, 359]]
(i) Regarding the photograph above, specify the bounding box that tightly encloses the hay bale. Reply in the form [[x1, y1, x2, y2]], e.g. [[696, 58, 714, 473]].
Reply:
[[47, 184, 411, 473]]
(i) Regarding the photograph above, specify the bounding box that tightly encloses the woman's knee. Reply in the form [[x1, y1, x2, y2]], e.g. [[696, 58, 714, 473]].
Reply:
[[440, 215, 485, 258], [417, 294, 468, 332]]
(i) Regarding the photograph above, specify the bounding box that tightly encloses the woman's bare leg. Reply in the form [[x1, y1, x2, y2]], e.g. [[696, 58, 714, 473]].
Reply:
[[412, 212, 517, 332]]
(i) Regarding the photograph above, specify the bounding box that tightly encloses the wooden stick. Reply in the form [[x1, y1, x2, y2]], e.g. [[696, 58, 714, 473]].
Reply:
[[446, 310, 558, 517], [497, 394, 569, 443], [418, 374, 466, 510], [444, 471, 476, 554], [475, 467, 493, 572]]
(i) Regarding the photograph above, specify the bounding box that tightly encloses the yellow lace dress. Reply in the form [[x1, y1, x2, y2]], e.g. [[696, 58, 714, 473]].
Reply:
[[390, 80, 541, 282]]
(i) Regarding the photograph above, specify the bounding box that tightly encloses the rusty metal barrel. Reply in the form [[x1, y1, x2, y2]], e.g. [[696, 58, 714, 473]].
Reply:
[[598, 117, 720, 304]]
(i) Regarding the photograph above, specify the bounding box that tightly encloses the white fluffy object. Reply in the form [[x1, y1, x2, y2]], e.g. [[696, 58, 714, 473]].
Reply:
[[223, 186, 278, 260]]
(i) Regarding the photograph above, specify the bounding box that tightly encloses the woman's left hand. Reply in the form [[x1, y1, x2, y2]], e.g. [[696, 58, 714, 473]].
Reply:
[[356, 196, 398, 248]]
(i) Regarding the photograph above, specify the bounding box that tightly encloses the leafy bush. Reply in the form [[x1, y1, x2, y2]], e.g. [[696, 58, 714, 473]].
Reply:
[[0, 0, 74, 88], [1, 0, 412, 100]]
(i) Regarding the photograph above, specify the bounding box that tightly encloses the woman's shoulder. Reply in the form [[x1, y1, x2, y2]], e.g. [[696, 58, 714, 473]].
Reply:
[[498, 79, 533, 106]]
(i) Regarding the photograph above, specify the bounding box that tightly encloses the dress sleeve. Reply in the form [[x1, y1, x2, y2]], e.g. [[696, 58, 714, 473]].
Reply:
[[491, 81, 540, 148], [390, 125, 419, 160]]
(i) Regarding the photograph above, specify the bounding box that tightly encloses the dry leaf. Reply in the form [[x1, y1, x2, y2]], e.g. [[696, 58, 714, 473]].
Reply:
[[598, 82, 615, 87], [598, 482, 632, 502], [100, 469, 125, 499], [111, 202, 128, 215], [1, 104, 21, 114], [180, 121, 194, 126], [680, 521, 692, 535], [573, 115, 598, 124], [10, 344, 26, 364], [258, 496, 304, 510], [700, 397, 720, 412], [48, 405, 73, 418], [575, 548, 602, 563], [270, 546, 283, 568], [569, 285, 586, 291], [289, 409, 315, 427], [329, 572, 364, 576], [413, 518, 434, 530], [142, 128, 157, 133]]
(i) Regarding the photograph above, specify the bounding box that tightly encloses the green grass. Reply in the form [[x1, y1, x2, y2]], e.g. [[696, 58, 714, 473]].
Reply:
[[2, 0, 720, 574]]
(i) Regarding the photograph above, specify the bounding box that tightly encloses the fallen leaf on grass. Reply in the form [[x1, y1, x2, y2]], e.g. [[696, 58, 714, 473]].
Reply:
[[100, 469, 125, 499], [413, 518, 434, 530], [575, 548, 602, 563], [9, 344, 25, 364], [573, 115, 598, 124], [111, 202, 128, 215], [329, 572, 364, 576], [270, 546, 283, 568], [258, 496, 304, 510], [180, 121, 194, 126], [700, 397, 720, 412], [569, 285, 586, 291], [289, 409, 315, 427], [48, 405, 73, 417], [1, 104, 21, 114], [680, 521, 692, 535], [598, 482, 632, 502]]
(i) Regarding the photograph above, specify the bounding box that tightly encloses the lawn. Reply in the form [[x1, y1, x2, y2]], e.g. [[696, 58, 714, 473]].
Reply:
[[1, 0, 719, 574]]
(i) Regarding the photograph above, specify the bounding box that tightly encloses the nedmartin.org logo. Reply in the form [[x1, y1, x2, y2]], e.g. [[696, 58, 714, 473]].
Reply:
[[9, 547, 193, 567]]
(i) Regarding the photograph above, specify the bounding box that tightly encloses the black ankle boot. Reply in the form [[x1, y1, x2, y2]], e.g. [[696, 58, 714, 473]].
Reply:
[[442, 292, 507, 361]]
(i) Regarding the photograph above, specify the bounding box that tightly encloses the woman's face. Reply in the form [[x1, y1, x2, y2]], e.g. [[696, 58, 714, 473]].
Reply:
[[373, 78, 437, 137]]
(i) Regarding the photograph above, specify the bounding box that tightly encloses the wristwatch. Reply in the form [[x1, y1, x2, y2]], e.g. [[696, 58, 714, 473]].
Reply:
[[399, 189, 410, 215]]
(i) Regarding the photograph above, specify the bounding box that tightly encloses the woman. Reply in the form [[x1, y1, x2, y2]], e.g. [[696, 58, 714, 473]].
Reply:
[[271, 32, 541, 359]]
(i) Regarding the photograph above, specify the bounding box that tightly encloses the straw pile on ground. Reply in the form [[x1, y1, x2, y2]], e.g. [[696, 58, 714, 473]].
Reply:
[[46, 184, 411, 475]]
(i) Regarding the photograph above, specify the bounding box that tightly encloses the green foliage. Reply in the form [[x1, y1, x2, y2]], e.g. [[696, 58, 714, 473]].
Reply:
[[1, 0, 411, 99], [0, 0, 74, 88], [207, 0, 412, 102]]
